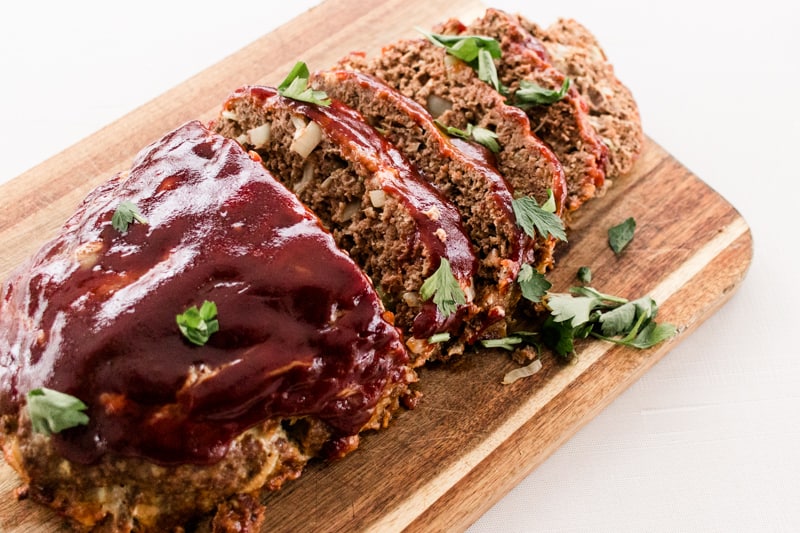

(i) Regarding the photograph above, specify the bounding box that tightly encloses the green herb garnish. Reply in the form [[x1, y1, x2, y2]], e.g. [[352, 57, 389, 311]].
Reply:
[[26, 387, 89, 435], [434, 120, 500, 153], [277, 61, 331, 106], [176, 300, 220, 346], [481, 336, 523, 351], [608, 217, 637, 255], [417, 29, 506, 94], [542, 286, 676, 357], [577, 266, 592, 284], [511, 195, 567, 242], [517, 263, 551, 303], [514, 78, 570, 108], [111, 201, 148, 232], [419, 258, 467, 317]]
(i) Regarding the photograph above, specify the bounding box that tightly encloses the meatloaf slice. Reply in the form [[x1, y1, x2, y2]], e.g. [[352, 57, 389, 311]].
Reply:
[[337, 38, 567, 240], [521, 17, 644, 177], [311, 69, 537, 341], [212, 86, 479, 362], [435, 9, 609, 212], [0, 120, 415, 532]]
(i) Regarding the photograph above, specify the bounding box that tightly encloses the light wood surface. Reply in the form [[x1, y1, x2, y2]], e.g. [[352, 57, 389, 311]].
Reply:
[[0, 0, 752, 531]]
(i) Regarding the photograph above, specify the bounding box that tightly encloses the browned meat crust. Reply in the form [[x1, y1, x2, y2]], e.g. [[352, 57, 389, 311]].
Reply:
[[311, 69, 536, 340], [436, 9, 609, 211], [520, 17, 644, 177]]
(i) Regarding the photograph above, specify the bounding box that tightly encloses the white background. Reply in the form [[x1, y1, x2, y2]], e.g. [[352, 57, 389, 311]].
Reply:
[[1, 1, 798, 532]]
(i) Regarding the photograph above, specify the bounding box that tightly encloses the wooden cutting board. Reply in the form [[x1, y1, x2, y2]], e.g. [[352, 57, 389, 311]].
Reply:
[[0, 0, 752, 531]]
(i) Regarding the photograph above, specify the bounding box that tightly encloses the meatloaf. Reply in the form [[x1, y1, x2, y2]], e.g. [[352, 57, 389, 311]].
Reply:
[[520, 17, 644, 177], [435, 9, 609, 211], [337, 38, 567, 234], [0, 121, 415, 532], [212, 85, 479, 362], [311, 69, 538, 341]]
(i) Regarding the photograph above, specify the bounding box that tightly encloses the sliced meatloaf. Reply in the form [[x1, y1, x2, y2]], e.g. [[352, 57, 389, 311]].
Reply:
[[311, 69, 536, 341], [337, 38, 568, 243], [213, 86, 479, 362], [0, 121, 415, 532], [436, 9, 609, 212], [520, 17, 644, 177]]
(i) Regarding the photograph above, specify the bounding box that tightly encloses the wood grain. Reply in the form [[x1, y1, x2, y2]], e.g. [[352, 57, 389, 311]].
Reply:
[[0, 0, 752, 531]]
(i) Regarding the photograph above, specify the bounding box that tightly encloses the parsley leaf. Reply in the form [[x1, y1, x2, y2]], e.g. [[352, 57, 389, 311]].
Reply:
[[177, 300, 220, 346], [512, 195, 567, 242], [517, 263, 551, 303], [514, 78, 570, 108], [577, 266, 592, 284], [418, 29, 506, 93], [26, 387, 89, 435], [277, 61, 331, 106], [608, 217, 636, 255], [541, 286, 675, 357], [419, 258, 466, 317], [111, 201, 148, 232], [434, 120, 500, 153]]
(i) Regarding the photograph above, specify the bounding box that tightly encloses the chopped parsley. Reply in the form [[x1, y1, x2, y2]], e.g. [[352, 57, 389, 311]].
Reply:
[[419, 258, 466, 317], [434, 120, 500, 153], [514, 78, 570, 108], [176, 300, 220, 346], [608, 217, 637, 255], [277, 61, 331, 106], [517, 263, 551, 303], [26, 387, 89, 435], [111, 201, 148, 232], [577, 266, 592, 284], [511, 194, 567, 242], [542, 286, 676, 358], [417, 29, 506, 94]]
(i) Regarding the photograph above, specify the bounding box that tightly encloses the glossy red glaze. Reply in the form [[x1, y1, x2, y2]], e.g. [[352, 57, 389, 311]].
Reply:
[[0, 121, 410, 466]]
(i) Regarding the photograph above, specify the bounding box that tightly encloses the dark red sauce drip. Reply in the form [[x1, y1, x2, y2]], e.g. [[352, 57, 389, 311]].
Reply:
[[0, 121, 409, 466]]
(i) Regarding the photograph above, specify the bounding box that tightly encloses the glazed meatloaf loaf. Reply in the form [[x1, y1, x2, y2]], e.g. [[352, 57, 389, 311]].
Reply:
[[213, 85, 479, 362], [311, 69, 542, 341], [436, 9, 609, 211], [0, 121, 415, 532], [520, 17, 644, 177], [337, 38, 567, 228]]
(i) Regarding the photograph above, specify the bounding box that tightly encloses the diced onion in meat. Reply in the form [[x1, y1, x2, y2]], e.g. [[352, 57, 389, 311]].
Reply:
[[247, 123, 271, 148], [369, 189, 386, 208], [290, 115, 308, 134], [341, 201, 360, 221], [290, 121, 323, 159], [294, 161, 315, 194], [502, 359, 543, 385], [426, 94, 452, 118], [221, 110, 239, 121]]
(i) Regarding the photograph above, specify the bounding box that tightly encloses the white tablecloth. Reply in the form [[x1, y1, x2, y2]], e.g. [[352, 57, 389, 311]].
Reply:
[[1, 1, 797, 531]]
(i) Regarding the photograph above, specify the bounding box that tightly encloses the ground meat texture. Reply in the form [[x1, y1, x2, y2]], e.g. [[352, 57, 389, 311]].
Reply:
[[212, 86, 479, 362], [435, 9, 609, 212], [311, 69, 537, 340], [0, 121, 415, 532], [520, 17, 644, 178], [337, 39, 567, 265]]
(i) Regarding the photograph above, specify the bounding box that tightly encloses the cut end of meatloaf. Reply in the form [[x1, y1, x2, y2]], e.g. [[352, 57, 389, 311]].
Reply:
[[0, 120, 415, 532], [337, 37, 567, 270], [213, 86, 479, 362], [521, 16, 644, 178], [311, 69, 534, 341], [436, 9, 610, 212]]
